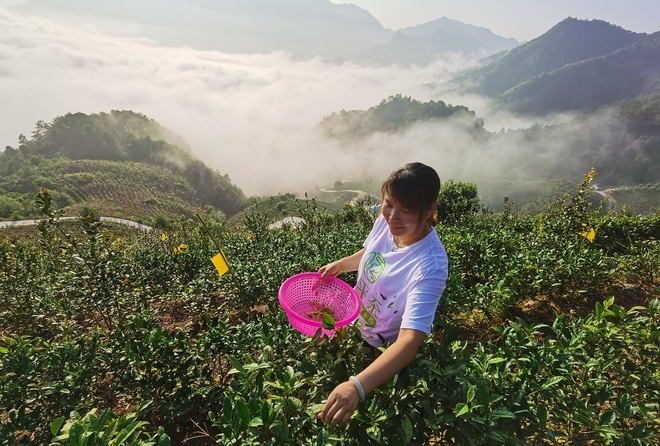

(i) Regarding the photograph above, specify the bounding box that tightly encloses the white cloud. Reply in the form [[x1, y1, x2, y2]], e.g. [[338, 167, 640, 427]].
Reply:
[[0, 8, 571, 197]]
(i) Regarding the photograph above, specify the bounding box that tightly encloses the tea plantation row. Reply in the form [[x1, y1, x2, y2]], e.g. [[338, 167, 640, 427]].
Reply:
[[1, 181, 659, 445]]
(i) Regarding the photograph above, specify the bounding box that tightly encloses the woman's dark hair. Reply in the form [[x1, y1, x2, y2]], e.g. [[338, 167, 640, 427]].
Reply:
[[381, 162, 441, 226]]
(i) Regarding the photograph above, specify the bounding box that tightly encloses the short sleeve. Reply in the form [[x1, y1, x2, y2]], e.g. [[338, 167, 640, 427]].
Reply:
[[400, 253, 448, 335]]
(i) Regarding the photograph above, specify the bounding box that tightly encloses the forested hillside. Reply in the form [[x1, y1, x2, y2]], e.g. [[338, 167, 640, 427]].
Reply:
[[318, 94, 486, 141], [0, 157, 205, 221], [2, 89, 659, 222], [319, 93, 660, 195], [1, 110, 245, 220], [451, 18, 659, 116], [496, 32, 660, 114], [488, 95, 660, 187]]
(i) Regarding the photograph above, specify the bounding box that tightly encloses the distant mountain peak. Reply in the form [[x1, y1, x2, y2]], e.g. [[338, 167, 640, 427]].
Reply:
[[359, 17, 519, 66], [399, 16, 505, 36], [13, 0, 393, 58], [13, 0, 521, 65]]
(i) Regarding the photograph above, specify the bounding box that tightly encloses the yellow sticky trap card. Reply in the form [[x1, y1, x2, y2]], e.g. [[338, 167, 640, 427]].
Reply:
[[211, 251, 230, 276]]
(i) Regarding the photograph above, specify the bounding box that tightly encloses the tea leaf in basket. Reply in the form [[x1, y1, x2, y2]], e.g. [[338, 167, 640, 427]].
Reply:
[[322, 313, 336, 330]]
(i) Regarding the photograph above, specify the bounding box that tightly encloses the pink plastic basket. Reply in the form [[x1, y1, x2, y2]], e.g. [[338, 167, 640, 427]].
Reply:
[[278, 272, 361, 337]]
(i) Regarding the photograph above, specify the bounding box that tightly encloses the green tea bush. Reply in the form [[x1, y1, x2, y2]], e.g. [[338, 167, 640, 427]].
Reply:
[[595, 214, 660, 255], [1, 177, 659, 445], [49, 401, 171, 446], [437, 180, 481, 224], [615, 240, 660, 284]]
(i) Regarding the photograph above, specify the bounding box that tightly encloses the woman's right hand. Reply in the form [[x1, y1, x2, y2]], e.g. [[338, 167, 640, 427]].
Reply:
[[317, 248, 365, 282], [318, 259, 344, 282]]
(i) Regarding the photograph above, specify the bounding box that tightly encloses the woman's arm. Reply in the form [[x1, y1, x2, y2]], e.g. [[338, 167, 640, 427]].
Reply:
[[318, 328, 426, 426]]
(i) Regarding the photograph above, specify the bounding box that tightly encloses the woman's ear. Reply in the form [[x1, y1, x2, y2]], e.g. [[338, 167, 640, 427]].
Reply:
[[423, 202, 437, 223]]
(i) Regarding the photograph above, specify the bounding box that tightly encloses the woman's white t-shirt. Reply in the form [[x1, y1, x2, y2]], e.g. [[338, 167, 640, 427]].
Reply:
[[356, 214, 448, 347]]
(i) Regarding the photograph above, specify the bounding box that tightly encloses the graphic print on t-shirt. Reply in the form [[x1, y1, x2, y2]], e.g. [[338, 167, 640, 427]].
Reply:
[[363, 252, 386, 284], [357, 277, 377, 327], [357, 252, 387, 328]]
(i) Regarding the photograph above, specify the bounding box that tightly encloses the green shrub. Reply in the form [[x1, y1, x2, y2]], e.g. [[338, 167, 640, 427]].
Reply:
[[437, 180, 480, 223], [50, 402, 170, 446]]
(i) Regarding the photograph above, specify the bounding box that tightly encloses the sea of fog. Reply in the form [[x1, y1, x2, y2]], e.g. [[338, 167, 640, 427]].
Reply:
[[1, 8, 576, 196]]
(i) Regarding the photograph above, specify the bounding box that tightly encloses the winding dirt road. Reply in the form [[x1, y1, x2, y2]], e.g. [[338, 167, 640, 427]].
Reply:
[[0, 217, 152, 231], [593, 189, 617, 211]]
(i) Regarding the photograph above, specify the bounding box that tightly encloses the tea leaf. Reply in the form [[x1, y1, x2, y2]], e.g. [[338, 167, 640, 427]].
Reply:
[[50, 416, 65, 436], [322, 313, 336, 330], [541, 376, 565, 390], [456, 403, 470, 417], [236, 400, 251, 428]]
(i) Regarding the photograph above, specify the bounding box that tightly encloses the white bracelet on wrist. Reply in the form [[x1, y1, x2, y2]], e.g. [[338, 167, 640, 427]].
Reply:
[[349, 375, 366, 401]]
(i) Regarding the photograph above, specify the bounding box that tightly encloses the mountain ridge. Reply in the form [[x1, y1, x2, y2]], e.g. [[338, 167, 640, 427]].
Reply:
[[454, 18, 646, 96], [12, 0, 517, 63], [496, 32, 660, 114], [13, 0, 393, 58], [448, 18, 658, 115], [358, 16, 519, 66]]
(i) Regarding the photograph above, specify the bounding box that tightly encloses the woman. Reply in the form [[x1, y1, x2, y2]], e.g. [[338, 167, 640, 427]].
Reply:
[[317, 162, 449, 426]]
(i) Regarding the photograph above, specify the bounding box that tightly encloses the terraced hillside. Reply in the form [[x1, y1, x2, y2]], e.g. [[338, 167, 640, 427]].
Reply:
[[54, 160, 202, 220], [0, 157, 203, 222]]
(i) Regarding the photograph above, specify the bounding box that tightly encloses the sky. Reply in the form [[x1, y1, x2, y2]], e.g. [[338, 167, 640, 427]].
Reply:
[[329, 0, 660, 42], [0, 2, 654, 197]]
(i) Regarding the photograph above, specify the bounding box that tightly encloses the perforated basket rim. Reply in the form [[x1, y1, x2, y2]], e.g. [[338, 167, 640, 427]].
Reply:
[[278, 272, 360, 329]]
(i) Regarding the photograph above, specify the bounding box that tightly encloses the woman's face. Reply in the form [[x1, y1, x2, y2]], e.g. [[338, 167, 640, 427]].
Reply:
[[381, 193, 434, 243]]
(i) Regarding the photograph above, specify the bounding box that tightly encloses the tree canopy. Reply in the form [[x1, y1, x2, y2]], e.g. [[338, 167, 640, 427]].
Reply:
[[2, 110, 246, 218]]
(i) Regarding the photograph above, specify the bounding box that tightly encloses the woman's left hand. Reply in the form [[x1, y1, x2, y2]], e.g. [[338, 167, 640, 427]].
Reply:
[[317, 330, 425, 426], [318, 380, 361, 426]]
